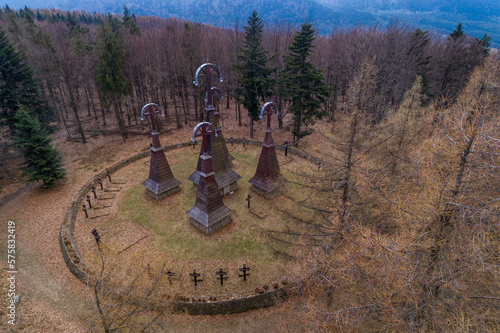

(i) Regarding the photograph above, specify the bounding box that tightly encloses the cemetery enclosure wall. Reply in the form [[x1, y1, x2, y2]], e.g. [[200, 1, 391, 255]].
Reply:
[[59, 140, 317, 315]]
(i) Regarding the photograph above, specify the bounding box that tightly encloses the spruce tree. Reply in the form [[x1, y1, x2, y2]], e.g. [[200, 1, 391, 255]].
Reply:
[[0, 28, 55, 133], [235, 11, 273, 138], [449, 22, 465, 40], [96, 14, 130, 139], [14, 105, 66, 188], [279, 23, 329, 143], [122, 6, 140, 34], [476, 33, 492, 56]]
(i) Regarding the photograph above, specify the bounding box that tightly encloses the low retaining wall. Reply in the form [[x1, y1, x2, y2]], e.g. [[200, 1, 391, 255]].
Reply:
[[172, 287, 288, 315], [59, 139, 316, 315]]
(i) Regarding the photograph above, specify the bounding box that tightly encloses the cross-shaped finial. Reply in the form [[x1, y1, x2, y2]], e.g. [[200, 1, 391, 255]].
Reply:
[[260, 102, 279, 129], [193, 63, 223, 111], [140, 103, 163, 132], [191, 121, 218, 154]]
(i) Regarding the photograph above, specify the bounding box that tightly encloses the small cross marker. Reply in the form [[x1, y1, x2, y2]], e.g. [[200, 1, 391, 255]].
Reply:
[[216, 268, 227, 286], [239, 264, 250, 281], [189, 269, 201, 287]]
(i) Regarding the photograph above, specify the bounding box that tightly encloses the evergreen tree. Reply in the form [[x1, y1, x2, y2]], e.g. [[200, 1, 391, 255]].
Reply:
[[14, 105, 66, 188], [0, 28, 55, 133], [449, 22, 465, 40], [122, 6, 140, 34], [279, 23, 329, 143], [96, 14, 130, 140], [476, 33, 492, 56], [235, 11, 273, 138]]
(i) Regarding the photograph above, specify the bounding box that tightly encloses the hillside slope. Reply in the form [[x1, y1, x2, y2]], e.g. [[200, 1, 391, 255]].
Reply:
[[4, 0, 499, 43]]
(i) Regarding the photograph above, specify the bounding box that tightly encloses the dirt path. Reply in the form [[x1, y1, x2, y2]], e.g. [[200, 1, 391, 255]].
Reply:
[[0, 131, 154, 331]]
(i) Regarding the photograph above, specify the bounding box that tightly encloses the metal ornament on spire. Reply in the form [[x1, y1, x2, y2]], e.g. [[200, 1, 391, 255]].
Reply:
[[191, 121, 218, 154], [141, 103, 164, 148], [189, 63, 241, 196], [260, 102, 279, 129], [193, 63, 223, 111], [205, 86, 224, 104]]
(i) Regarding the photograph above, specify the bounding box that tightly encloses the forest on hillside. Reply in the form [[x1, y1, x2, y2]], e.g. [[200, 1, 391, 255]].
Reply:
[[1, 6, 499, 331], [0, 6, 492, 142]]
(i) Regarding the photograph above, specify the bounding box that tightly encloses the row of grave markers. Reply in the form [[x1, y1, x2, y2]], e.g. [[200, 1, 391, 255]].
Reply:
[[88, 225, 251, 288], [187, 264, 251, 287], [82, 169, 119, 218]]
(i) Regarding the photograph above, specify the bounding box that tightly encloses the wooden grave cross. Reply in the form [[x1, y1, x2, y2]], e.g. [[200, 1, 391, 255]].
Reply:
[[189, 269, 201, 287], [246, 194, 252, 208], [86, 194, 92, 209], [239, 264, 250, 281], [82, 203, 88, 218], [91, 228, 100, 243], [216, 268, 227, 286]]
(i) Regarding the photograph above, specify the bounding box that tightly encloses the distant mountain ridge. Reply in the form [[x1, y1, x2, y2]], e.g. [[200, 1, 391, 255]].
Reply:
[[4, 0, 499, 45]]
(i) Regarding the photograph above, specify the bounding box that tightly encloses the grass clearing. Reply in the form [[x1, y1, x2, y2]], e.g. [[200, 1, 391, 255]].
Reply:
[[78, 145, 316, 296]]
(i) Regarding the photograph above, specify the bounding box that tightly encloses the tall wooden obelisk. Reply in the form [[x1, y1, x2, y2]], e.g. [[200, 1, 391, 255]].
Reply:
[[187, 122, 233, 235], [249, 102, 286, 199], [141, 103, 181, 200], [188, 63, 241, 195]]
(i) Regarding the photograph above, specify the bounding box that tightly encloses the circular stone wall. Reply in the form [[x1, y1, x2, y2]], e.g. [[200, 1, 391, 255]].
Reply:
[[60, 139, 321, 315]]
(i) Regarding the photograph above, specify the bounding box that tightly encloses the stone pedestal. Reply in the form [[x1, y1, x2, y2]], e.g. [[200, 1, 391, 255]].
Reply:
[[187, 153, 233, 235], [143, 145, 182, 200], [249, 128, 286, 199], [189, 107, 241, 196]]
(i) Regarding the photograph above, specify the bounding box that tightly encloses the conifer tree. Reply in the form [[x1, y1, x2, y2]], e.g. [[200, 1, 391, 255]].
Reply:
[[476, 33, 492, 56], [0, 28, 55, 133], [279, 23, 329, 144], [122, 6, 140, 34], [235, 11, 273, 138], [449, 22, 465, 40], [96, 14, 130, 140], [14, 105, 66, 188]]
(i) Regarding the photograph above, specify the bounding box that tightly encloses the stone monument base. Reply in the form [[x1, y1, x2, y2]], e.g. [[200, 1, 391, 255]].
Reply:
[[187, 205, 233, 235], [144, 186, 181, 200], [188, 215, 232, 235], [250, 184, 286, 200]]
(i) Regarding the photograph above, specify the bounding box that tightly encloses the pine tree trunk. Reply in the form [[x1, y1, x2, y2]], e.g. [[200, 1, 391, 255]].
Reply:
[[66, 82, 87, 143], [101, 104, 107, 127], [277, 98, 283, 129], [183, 80, 191, 124], [88, 85, 98, 120], [193, 86, 199, 122], [113, 102, 127, 140], [56, 83, 70, 118], [172, 89, 182, 129], [237, 101, 242, 126], [84, 86, 92, 117], [180, 86, 188, 125]]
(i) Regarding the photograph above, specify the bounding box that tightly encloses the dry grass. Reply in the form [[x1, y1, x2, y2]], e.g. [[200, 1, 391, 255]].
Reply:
[[74, 144, 314, 297]]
